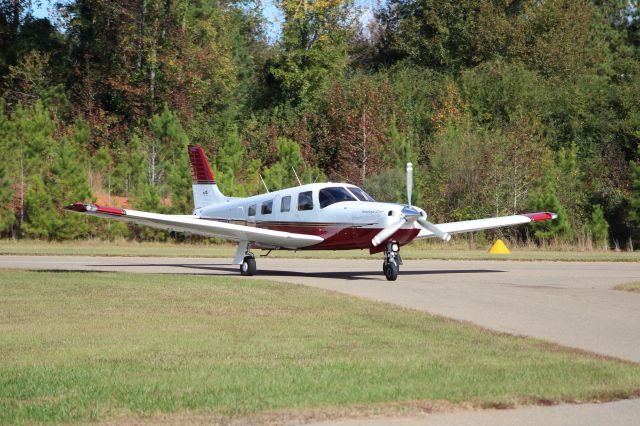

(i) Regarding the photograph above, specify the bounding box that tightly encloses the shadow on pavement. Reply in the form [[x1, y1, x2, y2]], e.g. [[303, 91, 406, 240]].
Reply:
[[93, 262, 505, 280]]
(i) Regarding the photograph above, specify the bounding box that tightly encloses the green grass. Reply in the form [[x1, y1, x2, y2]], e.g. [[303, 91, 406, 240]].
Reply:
[[1, 271, 640, 424], [614, 282, 640, 293], [1, 239, 639, 262]]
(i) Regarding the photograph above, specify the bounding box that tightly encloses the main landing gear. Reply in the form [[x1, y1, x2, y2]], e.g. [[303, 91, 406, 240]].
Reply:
[[240, 251, 256, 276], [383, 241, 402, 281], [235, 241, 257, 276]]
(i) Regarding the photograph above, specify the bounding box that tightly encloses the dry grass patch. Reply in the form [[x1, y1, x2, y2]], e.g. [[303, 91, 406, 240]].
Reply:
[[1, 239, 639, 262], [614, 282, 640, 293]]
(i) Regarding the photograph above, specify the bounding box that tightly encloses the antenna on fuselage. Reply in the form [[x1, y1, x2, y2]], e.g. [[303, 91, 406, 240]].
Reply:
[[291, 167, 302, 186], [259, 174, 270, 193]]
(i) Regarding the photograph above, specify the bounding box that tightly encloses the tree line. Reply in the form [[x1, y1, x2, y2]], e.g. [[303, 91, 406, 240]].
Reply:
[[0, 0, 639, 248]]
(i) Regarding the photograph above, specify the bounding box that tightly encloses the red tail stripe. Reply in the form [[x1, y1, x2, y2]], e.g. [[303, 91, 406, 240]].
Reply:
[[523, 212, 556, 222], [188, 145, 215, 184]]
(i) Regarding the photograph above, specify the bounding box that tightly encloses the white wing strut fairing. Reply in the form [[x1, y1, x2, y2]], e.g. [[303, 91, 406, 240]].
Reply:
[[415, 212, 558, 239], [64, 203, 323, 250]]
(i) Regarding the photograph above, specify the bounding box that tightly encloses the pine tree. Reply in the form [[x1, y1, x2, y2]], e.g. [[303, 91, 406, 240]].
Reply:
[[50, 138, 93, 239], [263, 138, 306, 190], [0, 159, 15, 236], [12, 101, 56, 237], [529, 173, 574, 242], [214, 126, 247, 196], [0, 101, 16, 236], [22, 174, 56, 239], [149, 104, 191, 213], [629, 159, 640, 246], [588, 204, 609, 249]]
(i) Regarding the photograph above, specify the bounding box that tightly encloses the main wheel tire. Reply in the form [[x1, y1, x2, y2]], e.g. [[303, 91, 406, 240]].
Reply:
[[384, 262, 399, 281], [240, 256, 256, 276]]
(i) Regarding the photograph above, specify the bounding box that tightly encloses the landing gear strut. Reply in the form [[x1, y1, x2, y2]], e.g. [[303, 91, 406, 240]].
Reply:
[[383, 241, 402, 281], [240, 251, 256, 276]]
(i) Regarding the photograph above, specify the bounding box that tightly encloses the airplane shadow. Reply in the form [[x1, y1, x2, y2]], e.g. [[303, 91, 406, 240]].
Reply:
[[93, 262, 505, 281]]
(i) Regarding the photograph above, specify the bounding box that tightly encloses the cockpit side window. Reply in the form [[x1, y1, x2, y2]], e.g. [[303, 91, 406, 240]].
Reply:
[[348, 187, 376, 202], [297, 191, 314, 211], [248, 204, 256, 216], [319, 187, 357, 208]]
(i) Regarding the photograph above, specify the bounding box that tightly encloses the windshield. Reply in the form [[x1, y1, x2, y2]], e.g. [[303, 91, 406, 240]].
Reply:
[[319, 187, 357, 208], [348, 187, 376, 202]]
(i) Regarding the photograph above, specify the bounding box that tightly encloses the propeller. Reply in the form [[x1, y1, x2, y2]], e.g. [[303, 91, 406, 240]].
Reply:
[[370, 162, 451, 247], [371, 218, 406, 247], [417, 216, 451, 241]]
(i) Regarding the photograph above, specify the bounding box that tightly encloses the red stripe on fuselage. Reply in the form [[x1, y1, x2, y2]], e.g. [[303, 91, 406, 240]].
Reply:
[[259, 223, 419, 250]]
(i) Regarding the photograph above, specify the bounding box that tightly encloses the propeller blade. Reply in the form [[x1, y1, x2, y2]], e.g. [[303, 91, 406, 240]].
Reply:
[[372, 219, 405, 247], [406, 162, 413, 206], [417, 217, 451, 242]]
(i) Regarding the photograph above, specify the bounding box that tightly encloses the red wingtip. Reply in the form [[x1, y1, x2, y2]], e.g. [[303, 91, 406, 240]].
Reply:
[[188, 145, 215, 184], [523, 212, 558, 222], [65, 202, 89, 212], [64, 203, 126, 216]]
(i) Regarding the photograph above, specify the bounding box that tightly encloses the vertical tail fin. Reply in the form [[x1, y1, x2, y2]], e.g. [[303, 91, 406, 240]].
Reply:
[[188, 145, 227, 209]]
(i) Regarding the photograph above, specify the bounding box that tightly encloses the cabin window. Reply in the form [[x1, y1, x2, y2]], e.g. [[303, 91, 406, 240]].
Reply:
[[281, 196, 291, 212], [261, 200, 273, 215], [297, 191, 314, 211], [248, 204, 256, 217], [348, 187, 376, 202], [319, 187, 357, 208]]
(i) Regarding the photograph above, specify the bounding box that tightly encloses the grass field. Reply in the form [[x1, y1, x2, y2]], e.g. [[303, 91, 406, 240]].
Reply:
[[1, 239, 639, 262], [614, 282, 640, 292], [1, 270, 640, 424]]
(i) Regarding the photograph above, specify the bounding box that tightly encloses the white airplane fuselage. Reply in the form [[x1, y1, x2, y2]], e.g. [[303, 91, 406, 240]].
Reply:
[[194, 182, 420, 252]]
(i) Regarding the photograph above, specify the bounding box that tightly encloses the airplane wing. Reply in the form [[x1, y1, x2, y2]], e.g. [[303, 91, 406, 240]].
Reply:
[[64, 203, 323, 249], [415, 212, 558, 239]]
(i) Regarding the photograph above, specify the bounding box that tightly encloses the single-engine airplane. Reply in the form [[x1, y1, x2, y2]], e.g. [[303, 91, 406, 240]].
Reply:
[[65, 145, 557, 280]]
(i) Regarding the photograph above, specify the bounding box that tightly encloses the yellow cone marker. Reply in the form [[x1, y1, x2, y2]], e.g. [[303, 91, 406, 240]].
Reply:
[[489, 239, 511, 254]]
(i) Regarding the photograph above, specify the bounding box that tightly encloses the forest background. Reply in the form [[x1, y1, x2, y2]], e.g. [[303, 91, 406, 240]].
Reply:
[[0, 0, 639, 249]]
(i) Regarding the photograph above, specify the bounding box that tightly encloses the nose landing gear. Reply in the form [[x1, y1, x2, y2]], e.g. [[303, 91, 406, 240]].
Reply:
[[383, 241, 402, 281]]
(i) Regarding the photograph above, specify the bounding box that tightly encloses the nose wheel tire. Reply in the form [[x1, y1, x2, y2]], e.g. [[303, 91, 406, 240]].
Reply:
[[240, 256, 256, 276], [383, 262, 399, 281]]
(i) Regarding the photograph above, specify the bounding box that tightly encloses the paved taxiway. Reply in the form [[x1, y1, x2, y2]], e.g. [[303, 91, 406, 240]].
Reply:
[[1, 255, 638, 362], [308, 399, 640, 426]]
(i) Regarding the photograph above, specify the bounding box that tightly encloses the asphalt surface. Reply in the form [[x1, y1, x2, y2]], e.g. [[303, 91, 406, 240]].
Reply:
[[1, 255, 639, 425], [308, 399, 640, 426]]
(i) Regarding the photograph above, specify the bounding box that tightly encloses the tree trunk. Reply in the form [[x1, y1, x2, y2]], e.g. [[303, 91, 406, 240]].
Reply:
[[161, 0, 172, 41], [150, 142, 156, 185], [361, 108, 367, 185], [149, 1, 159, 113], [19, 151, 24, 228], [12, 0, 21, 32], [136, 0, 145, 72]]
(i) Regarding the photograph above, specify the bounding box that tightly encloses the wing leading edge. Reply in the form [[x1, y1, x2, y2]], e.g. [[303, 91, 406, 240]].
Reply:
[[415, 212, 558, 239], [65, 203, 323, 249]]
